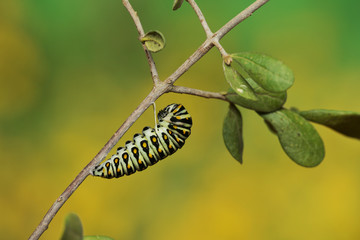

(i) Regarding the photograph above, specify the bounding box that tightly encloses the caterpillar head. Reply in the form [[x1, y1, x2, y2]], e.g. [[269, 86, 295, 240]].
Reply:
[[157, 103, 179, 120]]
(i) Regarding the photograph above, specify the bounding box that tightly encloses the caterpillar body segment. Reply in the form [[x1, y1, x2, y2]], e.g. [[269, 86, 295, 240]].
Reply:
[[92, 103, 192, 179]]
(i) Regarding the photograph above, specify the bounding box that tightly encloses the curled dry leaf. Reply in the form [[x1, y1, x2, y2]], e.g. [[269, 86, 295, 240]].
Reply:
[[140, 30, 166, 52]]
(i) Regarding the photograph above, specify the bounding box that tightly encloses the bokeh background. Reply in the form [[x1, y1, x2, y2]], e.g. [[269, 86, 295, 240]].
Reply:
[[1, 0, 360, 239]]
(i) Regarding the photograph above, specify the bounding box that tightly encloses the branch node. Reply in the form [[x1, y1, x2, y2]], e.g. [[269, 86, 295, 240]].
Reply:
[[223, 55, 233, 65]]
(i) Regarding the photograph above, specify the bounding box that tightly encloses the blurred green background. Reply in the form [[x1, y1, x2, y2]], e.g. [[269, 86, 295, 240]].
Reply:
[[1, 0, 360, 239]]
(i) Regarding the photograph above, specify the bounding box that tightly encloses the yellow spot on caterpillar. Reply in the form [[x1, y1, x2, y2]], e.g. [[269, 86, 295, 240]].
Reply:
[[108, 171, 111, 175], [169, 130, 172, 134], [169, 145, 172, 149], [176, 116, 181, 119], [173, 125, 178, 129], [158, 148, 162, 153], [106, 163, 110, 168], [183, 130, 186, 134], [173, 105, 182, 114], [138, 160, 142, 164], [117, 168, 120, 172], [133, 148, 137, 154], [164, 135, 168, 140], [114, 158, 119, 164], [152, 137, 157, 142], [127, 164, 131, 169], [176, 137, 180, 142], [142, 142, 147, 148], [149, 153, 153, 158], [123, 154, 128, 159]]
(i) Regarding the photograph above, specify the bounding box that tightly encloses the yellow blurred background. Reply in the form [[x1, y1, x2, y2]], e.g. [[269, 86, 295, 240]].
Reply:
[[1, 0, 359, 239]]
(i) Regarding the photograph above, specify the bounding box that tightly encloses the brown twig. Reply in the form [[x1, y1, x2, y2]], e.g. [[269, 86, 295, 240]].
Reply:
[[186, 0, 230, 59], [122, 0, 160, 84], [171, 85, 227, 101], [186, 0, 213, 38], [215, 0, 269, 40], [29, 1, 269, 239]]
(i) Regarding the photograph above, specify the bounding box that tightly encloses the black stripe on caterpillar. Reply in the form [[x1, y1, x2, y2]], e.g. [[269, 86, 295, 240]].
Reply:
[[91, 103, 192, 179]]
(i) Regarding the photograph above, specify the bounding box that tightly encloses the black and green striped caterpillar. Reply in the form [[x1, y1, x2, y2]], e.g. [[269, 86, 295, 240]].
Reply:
[[91, 103, 192, 179]]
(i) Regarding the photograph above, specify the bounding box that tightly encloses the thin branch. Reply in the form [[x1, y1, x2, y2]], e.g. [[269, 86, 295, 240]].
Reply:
[[28, 84, 169, 240], [29, 1, 269, 239], [186, 0, 213, 38], [165, 38, 213, 85], [166, 0, 269, 85], [171, 85, 227, 101], [212, 39, 230, 60], [122, 0, 160, 84], [187, 0, 229, 60], [215, 0, 269, 41]]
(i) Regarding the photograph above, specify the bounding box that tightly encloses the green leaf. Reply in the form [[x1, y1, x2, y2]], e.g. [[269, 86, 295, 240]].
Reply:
[[226, 77, 287, 112], [231, 52, 294, 92], [260, 109, 325, 167], [223, 61, 258, 101], [223, 104, 244, 164], [299, 109, 360, 139], [61, 213, 83, 240], [263, 118, 277, 135], [140, 30, 166, 53], [84, 236, 115, 240], [172, 0, 184, 10]]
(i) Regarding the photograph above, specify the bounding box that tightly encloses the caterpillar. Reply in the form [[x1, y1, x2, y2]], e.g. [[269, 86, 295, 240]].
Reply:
[[91, 103, 192, 179]]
